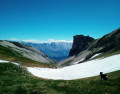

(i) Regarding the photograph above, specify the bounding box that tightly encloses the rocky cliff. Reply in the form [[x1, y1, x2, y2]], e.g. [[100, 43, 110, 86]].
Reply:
[[69, 35, 94, 56], [59, 28, 120, 67]]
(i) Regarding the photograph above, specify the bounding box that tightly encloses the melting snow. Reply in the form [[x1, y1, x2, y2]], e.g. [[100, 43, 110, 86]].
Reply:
[[74, 58, 85, 64], [90, 53, 101, 59], [0, 60, 20, 65], [27, 54, 120, 80], [0, 60, 9, 63]]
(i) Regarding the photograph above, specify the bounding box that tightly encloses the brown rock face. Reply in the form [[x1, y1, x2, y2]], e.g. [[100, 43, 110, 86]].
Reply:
[[69, 35, 94, 56]]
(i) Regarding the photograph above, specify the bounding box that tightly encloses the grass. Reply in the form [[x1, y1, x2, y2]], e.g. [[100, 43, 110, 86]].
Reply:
[[0, 63, 120, 94], [60, 60, 72, 67], [0, 45, 56, 68], [91, 48, 120, 61]]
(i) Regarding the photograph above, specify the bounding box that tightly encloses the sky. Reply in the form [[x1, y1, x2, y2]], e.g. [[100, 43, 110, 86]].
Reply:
[[0, 0, 120, 42]]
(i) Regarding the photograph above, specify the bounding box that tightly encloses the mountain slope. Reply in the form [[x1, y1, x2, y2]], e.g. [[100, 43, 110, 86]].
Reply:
[[23, 42, 72, 61], [0, 40, 55, 67], [58, 28, 120, 66]]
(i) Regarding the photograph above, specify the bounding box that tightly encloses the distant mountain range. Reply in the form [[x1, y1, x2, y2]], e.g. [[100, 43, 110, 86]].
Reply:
[[22, 42, 72, 61], [58, 28, 120, 66]]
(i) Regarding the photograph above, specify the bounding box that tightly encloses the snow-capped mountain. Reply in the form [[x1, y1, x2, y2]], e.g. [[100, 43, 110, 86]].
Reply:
[[22, 42, 72, 61]]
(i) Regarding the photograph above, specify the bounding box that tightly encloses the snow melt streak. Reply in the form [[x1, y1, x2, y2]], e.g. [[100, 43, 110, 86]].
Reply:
[[0, 60, 9, 63], [27, 54, 120, 80]]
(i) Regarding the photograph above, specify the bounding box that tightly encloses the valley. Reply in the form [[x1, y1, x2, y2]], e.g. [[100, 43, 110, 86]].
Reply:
[[1, 0, 120, 93], [0, 28, 120, 94], [22, 41, 72, 61]]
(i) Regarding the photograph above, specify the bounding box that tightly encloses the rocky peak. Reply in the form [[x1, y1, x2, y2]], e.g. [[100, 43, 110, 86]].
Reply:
[[69, 35, 94, 56]]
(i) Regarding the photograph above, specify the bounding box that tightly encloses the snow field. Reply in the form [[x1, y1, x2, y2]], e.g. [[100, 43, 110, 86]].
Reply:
[[27, 54, 120, 80]]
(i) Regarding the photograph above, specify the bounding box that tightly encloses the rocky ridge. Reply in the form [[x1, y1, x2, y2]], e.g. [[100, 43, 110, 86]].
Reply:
[[58, 28, 120, 66], [0, 40, 55, 66]]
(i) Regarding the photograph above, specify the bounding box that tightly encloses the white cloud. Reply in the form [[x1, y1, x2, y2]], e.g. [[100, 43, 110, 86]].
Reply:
[[47, 39, 73, 43], [9, 38, 73, 43], [22, 39, 43, 43], [10, 38, 19, 41]]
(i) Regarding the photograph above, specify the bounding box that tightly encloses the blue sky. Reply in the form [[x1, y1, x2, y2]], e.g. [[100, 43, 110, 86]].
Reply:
[[0, 0, 120, 42]]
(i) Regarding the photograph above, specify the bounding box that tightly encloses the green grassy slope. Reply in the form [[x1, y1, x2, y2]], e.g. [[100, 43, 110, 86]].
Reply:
[[0, 63, 120, 94], [0, 45, 56, 68], [89, 47, 120, 61], [60, 60, 72, 67]]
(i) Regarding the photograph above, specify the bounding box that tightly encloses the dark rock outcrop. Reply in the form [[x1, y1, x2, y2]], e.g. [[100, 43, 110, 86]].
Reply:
[[69, 28, 120, 57], [69, 35, 94, 56], [59, 28, 120, 66], [10, 42, 26, 48]]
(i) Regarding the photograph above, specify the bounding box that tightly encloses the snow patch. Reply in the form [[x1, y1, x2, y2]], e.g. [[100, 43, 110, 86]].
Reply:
[[12, 62, 20, 65], [0, 59, 20, 65], [74, 58, 85, 64], [0, 60, 9, 63], [90, 53, 101, 59], [27, 54, 120, 80]]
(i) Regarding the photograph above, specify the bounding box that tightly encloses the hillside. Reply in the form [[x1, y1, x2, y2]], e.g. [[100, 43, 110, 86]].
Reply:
[[22, 42, 72, 61], [0, 40, 55, 67], [58, 28, 120, 66], [0, 62, 120, 94]]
